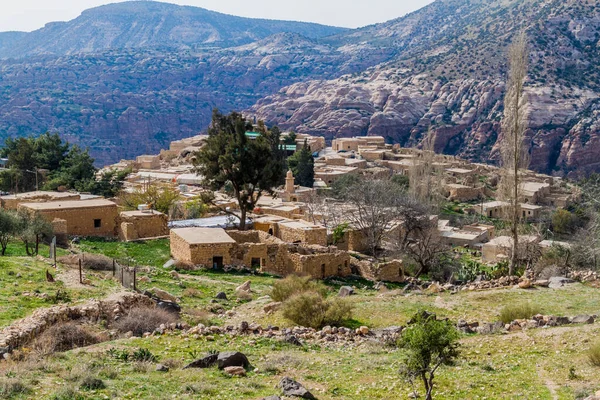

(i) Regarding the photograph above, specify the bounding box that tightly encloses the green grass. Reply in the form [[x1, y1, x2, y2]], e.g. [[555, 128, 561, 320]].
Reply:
[[78, 238, 171, 268], [0, 255, 119, 328]]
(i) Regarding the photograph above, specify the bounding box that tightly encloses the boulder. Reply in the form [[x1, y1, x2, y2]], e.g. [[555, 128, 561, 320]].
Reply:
[[263, 302, 282, 313], [518, 279, 532, 289], [216, 292, 228, 300], [236, 281, 251, 292], [156, 300, 181, 314], [427, 282, 443, 293], [224, 366, 246, 376], [151, 288, 178, 303], [217, 351, 249, 369], [570, 315, 595, 324], [284, 334, 303, 346], [183, 353, 219, 369], [338, 286, 354, 297], [279, 377, 316, 399], [533, 280, 550, 287], [155, 364, 169, 372], [548, 277, 574, 289]]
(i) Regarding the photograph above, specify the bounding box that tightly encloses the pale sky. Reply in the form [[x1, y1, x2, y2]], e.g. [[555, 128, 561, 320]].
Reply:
[[0, 0, 435, 32]]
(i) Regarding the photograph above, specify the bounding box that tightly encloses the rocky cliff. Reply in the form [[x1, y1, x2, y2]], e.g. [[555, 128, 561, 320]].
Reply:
[[1, 0, 600, 175], [251, 0, 600, 177]]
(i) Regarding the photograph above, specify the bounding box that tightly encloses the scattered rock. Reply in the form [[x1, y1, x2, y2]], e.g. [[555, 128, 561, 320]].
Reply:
[[224, 366, 246, 376], [338, 286, 354, 297], [236, 281, 251, 292], [284, 334, 303, 346], [533, 279, 550, 287], [548, 277, 574, 289], [217, 351, 249, 369], [163, 259, 176, 269], [155, 364, 169, 372], [357, 326, 369, 335], [183, 353, 219, 369], [279, 377, 316, 399], [518, 279, 532, 289], [262, 396, 281, 400], [570, 315, 595, 324], [151, 288, 178, 303], [427, 282, 443, 293], [263, 302, 282, 313], [216, 292, 228, 300], [156, 300, 181, 314]]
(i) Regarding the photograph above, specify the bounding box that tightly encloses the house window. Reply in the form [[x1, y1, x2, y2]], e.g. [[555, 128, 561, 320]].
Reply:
[[94, 219, 102, 228], [251, 258, 261, 268]]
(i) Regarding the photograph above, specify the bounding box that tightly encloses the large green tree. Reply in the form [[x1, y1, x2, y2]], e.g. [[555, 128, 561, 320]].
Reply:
[[287, 139, 314, 187], [193, 110, 285, 230], [0, 132, 127, 196]]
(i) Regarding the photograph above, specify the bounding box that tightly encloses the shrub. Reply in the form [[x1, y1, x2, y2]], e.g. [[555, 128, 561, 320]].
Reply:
[[271, 275, 328, 302], [499, 303, 541, 324], [588, 342, 600, 367], [113, 306, 178, 337], [79, 376, 105, 391], [57, 253, 114, 271], [131, 348, 157, 362], [0, 378, 30, 397], [281, 291, 354, 329], [49, 387, 85, 400], [34, 323, 100, 354]]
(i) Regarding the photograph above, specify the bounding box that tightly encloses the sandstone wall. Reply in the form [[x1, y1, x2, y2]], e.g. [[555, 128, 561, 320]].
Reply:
[[22, 205, 118, 237], [118, 212, 169, 241]]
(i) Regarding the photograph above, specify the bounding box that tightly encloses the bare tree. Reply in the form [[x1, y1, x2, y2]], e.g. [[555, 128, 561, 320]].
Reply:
[[499, 32, 529, 276], [410, 130, 444, 206], [343, 178, 403, 256]]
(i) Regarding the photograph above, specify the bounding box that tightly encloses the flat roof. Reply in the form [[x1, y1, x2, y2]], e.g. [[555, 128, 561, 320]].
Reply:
[[20, 199, 116, 210], [172, 227, 236, 245], [446, 168, 473, 174], [120, 210, 165, 217], [0, 191, 79, 201]]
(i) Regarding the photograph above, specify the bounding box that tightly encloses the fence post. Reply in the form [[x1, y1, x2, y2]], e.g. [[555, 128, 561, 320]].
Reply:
[[121, 265, 124, 286], [112, 259, 116, 277], [133, 267, 137, 292], [79, 259, 83, 284]]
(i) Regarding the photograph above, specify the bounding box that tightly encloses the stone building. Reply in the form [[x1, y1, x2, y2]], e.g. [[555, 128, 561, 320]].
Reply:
[[314, 165, 358, 186], [1, 191, 81, 210], [482, 235, 540, 263], [444, 184, 483, 202], [136, 155, 161, 170], [170, 228, 351, 279], [276, 170, 315, 202], [118, 210, 169, 241], [254, 215, 327, 246], [19, 199, 118, 237], [170, 227, 236, 267]]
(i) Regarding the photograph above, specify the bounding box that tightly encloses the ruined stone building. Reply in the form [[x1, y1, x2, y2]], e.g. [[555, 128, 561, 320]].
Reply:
[[170, 227, 352, 279], [118, 210, 169, 241]]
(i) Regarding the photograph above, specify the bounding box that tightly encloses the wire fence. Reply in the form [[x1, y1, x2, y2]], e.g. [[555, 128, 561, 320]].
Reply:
[[113, 261, 137, 291]]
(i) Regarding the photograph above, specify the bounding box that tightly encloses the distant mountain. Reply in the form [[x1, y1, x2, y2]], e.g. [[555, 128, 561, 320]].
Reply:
[[1, 0, 600, 176], [0, 1, 347, 59], [251, 0, 600, 177]]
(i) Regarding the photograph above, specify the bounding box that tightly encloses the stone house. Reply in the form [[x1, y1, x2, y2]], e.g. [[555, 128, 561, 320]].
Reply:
[[482, 235, 540, 263], [170, 227, 236, 268], [444, 184, 483, 202], [136, 155, 161, 170], [19, 199, 118, 237], [170, 228, 351, 279], [118, 210, 169, 241], [253, 215, 327, 246], [476, 200, 542, 221], [520, 181, 551, 204], [1, 191, 81, 210], [314, 166, 359, 186]]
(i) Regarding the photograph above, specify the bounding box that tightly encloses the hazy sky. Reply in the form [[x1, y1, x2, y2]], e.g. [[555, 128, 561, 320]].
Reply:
[[0, 0, 435, 32]]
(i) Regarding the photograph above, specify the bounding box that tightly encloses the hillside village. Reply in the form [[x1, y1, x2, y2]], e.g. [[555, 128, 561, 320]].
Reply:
[[3, 1, 600, 399], [2, 117, 600, 399]]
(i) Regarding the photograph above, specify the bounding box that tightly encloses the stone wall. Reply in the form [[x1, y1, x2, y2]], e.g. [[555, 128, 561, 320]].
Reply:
[[21, 203, 118, 237], [278, 224, 327, 246], [118, 211, 169, 241], [351, 258, 404, 282], [0, 292, 154, 355]]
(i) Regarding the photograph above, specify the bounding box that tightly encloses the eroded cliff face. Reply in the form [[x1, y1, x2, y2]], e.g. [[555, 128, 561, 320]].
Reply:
[[250, 71, 600, 176]]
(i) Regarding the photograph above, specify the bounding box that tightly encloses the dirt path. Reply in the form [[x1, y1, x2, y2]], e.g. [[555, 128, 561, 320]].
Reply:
[[56, 268, 87, 289]]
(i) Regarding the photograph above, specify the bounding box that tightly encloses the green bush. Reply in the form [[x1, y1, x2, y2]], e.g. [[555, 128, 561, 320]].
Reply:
[[271, 275, 328, 302], [79, 376, 105, 391], [499, 303, 541, 324], [281, 291, 353, 329], [588, 342, 600, 367]]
